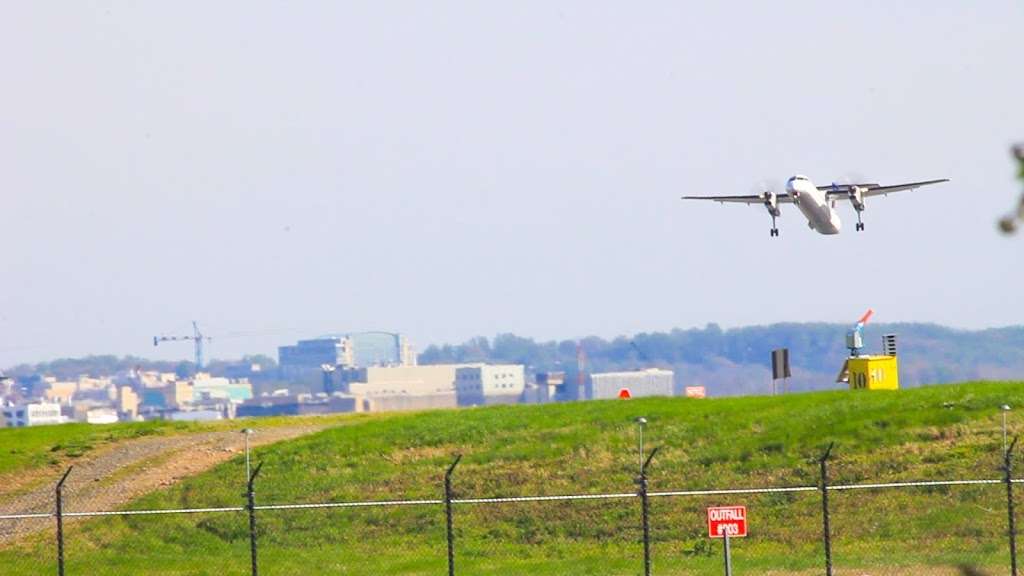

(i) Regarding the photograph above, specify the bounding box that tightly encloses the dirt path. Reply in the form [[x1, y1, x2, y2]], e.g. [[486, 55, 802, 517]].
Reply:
[[0, 424, 328, 543]]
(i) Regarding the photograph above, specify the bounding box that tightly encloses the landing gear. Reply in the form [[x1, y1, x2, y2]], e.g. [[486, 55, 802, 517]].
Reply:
[[850, 186, 866, 232], [762, 190, 782, 238]]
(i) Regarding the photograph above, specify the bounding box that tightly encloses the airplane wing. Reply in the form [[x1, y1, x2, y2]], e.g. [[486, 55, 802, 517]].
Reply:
[[680, 194, 795, 205], [823, 179, 949, 200]]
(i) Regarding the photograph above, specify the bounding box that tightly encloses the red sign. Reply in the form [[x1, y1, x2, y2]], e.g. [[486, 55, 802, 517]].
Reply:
[[707, 506, 747, 538], [617, 388, 631, 399]]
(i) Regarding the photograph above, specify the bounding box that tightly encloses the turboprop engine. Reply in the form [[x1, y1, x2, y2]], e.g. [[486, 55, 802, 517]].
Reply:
[[849, 186, 867, 231], [762, 189, 781, 237], [761, 190, 781, 217], [848, 186, 866, 212]]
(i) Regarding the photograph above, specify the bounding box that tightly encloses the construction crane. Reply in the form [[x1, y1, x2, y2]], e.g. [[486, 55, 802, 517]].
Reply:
[[154, 321, 211, 370]]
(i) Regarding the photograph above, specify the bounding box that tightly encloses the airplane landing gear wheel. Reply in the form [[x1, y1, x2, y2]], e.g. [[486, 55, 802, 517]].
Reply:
[[856, 222, 865, 232], [770, 228, 779, 237]]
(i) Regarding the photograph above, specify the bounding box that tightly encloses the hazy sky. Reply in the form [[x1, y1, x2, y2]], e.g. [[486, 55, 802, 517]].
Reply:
[[2, 1, 1022, 366]]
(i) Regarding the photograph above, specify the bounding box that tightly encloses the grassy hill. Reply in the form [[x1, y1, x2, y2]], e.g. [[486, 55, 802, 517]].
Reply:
[[0, 412, 365, 480], [4, 382, 1024, 575]]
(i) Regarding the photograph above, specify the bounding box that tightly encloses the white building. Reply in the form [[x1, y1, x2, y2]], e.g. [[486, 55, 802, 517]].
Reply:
[[2, 402, 66, 427], [455, 365, 526, 406], [338, 363, 526, 412], [167, 409, 223, 422], [588, 369, 675, 400], [341, 364, 462, 412], [85, 408, 119, 425]]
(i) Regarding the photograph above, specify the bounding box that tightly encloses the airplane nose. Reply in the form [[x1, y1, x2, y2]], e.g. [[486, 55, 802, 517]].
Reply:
[[786, 181, 800, 199]]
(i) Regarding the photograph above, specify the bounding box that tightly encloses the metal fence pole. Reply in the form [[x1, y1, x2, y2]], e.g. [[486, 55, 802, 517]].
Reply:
[[445, 454, 462, 576], [723, 532, 732, 576], [638, 447, 660, 576], [819, 442, 835, 576], [55, 466, 72, 576], [247, 461, 264, 576], [1006, 436, 1020, 576]]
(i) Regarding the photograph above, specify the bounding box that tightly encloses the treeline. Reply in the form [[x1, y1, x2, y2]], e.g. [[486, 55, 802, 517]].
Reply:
[[8, 324, 1024, 397], [5, 354, 278, 381], [420, 323, 1024, 395]]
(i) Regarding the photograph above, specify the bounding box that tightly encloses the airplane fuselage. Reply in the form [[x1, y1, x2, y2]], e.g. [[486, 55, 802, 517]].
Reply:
[[681, 173, 948, 237], [787, 175, 842, 235]]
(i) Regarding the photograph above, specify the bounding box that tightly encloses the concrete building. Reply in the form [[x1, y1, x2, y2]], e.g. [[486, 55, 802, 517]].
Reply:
[[117, 386, 140, 419], [85, 408, 119, 425], [44, 381, 77, 404], [167, 409, 223, 422], [192, 376, 253, 403], [336, 363, 527, 412], [139, 381, 193, 410], [237, 394, 357, 418], [340, 364, 461, 411], [279, 333, 417, 386], [588, 369, 675, 400], [77, 376, 113, 391], [454, 365, 526, 407], [1, 401, 65, 427], [0, 374, 14, 398], [134, 371, 179, 388], [527, 372, 564, 404]]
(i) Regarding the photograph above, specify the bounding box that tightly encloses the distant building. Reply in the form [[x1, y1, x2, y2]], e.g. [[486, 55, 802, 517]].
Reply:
[[191, 376, 253, 403], [117, 386, 140, 419], [588, 369, 675, 400], [454, 365, 525, 407], [44, 381, 77, 404], [77, 376, 112, 391], [85, 408, 119, 425], [237, 394, 357, 418], [528, 372, 565, 404], [139, 381, 192, 410], [0, 373, 14, 398], [335, 363, 526, 412], [166, 409, 223, 422], [1, 401, 65, 427], [134, 371, 178, 388], [339, 364, 461, 411], [279, 333, 416, 386]]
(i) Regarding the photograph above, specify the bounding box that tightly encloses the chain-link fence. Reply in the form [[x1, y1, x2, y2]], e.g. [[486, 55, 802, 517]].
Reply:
[[2, 442, 1024, 575]]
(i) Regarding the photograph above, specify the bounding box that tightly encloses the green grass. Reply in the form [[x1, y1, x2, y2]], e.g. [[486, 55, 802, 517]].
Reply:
[[4, 381, 1024, 575], [0, 420, 194, 475], [0, 412, 374, 479]]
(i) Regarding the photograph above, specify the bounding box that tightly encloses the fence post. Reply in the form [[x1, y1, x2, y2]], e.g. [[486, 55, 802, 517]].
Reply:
[[638, 446, 660, 576], [247, 461, 264, 576], [819, 442, 834, 576], [1006, 436, 1019, 576], [445, 454, 462, 576], [55, 466, 72, 576]]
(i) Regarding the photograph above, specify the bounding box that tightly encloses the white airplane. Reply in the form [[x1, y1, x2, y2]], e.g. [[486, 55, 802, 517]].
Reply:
[[682, 175, 949, 237]]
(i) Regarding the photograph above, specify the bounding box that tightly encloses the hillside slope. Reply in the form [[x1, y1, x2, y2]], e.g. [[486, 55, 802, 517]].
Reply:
[[4, 382, 1024, 575]]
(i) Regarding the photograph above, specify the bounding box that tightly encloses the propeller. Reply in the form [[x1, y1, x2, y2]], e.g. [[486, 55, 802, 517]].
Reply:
[[828, 172, 870, 211], [752, 179, 782, 196], [752, 180, 782, 216]]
